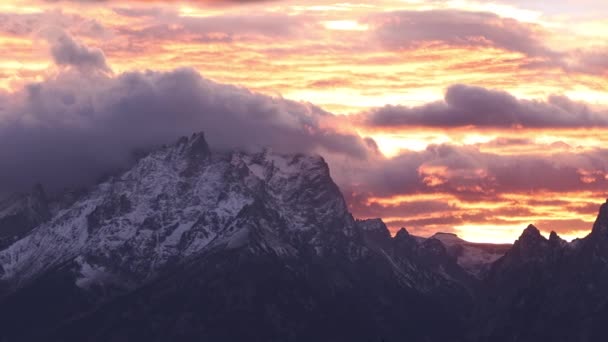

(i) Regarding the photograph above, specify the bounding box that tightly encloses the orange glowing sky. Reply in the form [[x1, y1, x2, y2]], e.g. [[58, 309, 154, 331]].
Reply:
[[1, 0, 608, 243]]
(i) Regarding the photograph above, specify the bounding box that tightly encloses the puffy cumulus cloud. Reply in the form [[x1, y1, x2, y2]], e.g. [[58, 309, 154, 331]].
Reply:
[[0, 37, 376, 195], [46, 30, 111, 72], [363, 84, 608, 129], [368, 10, 558, 59]]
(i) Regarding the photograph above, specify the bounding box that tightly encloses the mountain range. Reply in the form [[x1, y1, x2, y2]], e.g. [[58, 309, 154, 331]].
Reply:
[[0, 132, 606, 342]]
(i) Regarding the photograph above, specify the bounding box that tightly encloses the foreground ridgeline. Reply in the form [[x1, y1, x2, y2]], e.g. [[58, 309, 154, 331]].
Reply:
[[0, 133, 606, 342]]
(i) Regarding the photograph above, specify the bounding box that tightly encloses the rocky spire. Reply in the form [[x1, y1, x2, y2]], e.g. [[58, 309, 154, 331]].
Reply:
[[548, 231, 564, 245], [357, 218, 391, 249], [591, 199, 608, 236], [394, 227, 411, 240], [179, 132, 211, 177], [506, 224, 550, 260], [520, 224, 543, 240], [185, 132, 211, 161], [391, 227, 417, 253]]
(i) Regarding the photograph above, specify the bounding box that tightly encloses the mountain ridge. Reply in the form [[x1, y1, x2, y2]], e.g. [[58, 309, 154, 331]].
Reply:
[[0, 133, 473, 342], [0, 132, 606, 342]]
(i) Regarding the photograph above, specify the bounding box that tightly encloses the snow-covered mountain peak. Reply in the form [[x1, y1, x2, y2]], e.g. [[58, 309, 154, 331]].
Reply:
[[427, 232, 512, 277], [0, 133, 353, 288]]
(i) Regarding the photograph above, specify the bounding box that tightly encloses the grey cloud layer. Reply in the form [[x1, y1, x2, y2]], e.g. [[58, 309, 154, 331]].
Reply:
[[364, 84, 608, 128], [47, 0, 275, 3], [0, 11, 106, 38], [335, 137, 608, 234], [368, 9, 608, 76], [0, 69, 374, 195], [369, 10, 557, 58], [343, 143, 608, 217], [111, 9, 315, 43]]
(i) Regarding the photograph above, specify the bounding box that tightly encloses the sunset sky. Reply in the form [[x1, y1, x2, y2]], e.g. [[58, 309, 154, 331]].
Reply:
[[1, 0, 608, 243]]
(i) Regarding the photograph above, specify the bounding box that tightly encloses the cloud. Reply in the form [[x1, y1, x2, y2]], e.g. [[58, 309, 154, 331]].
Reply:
[[0, 36, 376, 195], [340, 143, 608, 236], [348, 144, 608, 199], [568, 48, 608, 76], [363, 84, 608, 128], [369, 10, 558, 59], [46, 31, 111, 72], [110, 9, 315, 43], [48, 0, 276, 3], [367, 9, 608, 76], [0, 10, 107, 38]]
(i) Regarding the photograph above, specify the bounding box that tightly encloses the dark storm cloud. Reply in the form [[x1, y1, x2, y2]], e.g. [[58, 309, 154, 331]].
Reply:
[[364, 84, 608, 128], [369, 10, 558, 59], [0, 67, 375, 195]]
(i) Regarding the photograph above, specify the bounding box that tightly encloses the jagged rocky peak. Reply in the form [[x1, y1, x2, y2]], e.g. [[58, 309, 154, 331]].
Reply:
[[357, 218, 392, 248], [183, 132, 211, 160], [393, 227, 418, 251], [520, 224, 544, 240], [357, 218, 390, 235], [0, 131, 355, 286], [591, 199, 608, 236], [394, 227, 411, 240], [548, 230, 566, 246], [177, 133, 211, 177], [505, 224, 552, 261], [516, 224, 549, 249]]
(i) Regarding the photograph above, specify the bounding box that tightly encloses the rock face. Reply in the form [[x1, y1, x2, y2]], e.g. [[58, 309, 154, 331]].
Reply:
[[1, 132, 607, 342], [476, 209, 608, 342], [0, 133, 473, 342], [0, 184, 50, 249], [429, 232, 511, 277]]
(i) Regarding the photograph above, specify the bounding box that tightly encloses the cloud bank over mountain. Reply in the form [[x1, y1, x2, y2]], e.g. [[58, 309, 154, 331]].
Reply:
[[1, 30, 607, 241]]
